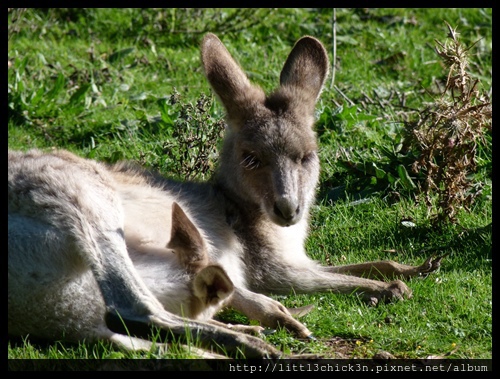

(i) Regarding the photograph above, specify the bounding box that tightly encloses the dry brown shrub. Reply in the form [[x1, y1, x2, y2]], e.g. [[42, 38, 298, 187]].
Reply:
[[404, 21, 491, 224]]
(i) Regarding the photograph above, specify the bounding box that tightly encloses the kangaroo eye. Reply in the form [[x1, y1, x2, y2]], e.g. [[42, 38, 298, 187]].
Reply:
[[301, 152, 315, 164], [241, 153, 261, 170]]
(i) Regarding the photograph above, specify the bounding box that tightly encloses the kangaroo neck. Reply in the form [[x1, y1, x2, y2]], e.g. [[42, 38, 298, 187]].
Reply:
[[212, 175, 261, 228]]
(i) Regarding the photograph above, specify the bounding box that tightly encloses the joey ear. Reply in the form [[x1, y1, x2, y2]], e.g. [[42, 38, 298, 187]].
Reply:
[[279, 36, 329, 103], [201, 33, 265, 121], [193, 266, 234, 305], [167, 202, 207, 269]]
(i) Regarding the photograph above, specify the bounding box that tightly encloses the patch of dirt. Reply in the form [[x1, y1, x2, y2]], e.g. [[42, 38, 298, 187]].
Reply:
[[317, 336, 397, 359], [322, 336, 366, 358]]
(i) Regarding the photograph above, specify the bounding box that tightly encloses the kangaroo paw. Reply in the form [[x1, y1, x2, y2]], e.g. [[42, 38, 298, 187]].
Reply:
[[362, 280, 412, 306], [416, 254, 448, 277], [106, 310, 282, 358]]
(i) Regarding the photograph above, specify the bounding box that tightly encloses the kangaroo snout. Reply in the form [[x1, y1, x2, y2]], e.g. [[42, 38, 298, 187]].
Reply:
[[273, 196, 300, 226]]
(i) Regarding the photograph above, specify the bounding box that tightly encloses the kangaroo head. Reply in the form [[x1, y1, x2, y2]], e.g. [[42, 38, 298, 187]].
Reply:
[[201, 34, 329, 227], [167, 202, 234, 318]]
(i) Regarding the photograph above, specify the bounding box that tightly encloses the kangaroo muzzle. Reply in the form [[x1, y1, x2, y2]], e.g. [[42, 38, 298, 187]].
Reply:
[[271, 161, 302, 226], [273, 196, 300, 225]]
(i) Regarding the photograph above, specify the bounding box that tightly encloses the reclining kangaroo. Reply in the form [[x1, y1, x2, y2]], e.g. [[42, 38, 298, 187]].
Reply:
[[8, 150, 271, 357], [8, 33, 442, 356]]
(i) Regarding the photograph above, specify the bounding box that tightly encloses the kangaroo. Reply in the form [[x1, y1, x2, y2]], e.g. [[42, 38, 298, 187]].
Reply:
[[8, 33, 443, 356], [119, 33, 441, 339], [8, 149, 276, 357]]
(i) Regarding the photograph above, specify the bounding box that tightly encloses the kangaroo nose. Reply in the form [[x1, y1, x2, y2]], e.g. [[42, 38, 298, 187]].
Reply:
[[274, 197, 300, 222]]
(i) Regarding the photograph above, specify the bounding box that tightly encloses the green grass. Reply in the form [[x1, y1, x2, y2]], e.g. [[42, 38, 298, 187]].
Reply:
[[8, 8, 491, 361]]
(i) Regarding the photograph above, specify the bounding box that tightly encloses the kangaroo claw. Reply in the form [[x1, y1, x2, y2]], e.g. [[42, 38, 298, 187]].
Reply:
[[418, 253, 449, 277], [287, 304, 315, 317]]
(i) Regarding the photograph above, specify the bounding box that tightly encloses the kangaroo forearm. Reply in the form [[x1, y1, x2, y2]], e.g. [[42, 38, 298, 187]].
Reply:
[[321, 256, 444, 280], [321, 261, 414, 280], [253, 265, 391, 295]]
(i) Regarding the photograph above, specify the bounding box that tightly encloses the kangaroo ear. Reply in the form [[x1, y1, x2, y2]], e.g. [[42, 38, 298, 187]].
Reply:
[[279, 36, 329, 104], [167, 202, 207, 271], [193, 265, 234, 306], [201, 33, 265, 122]]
